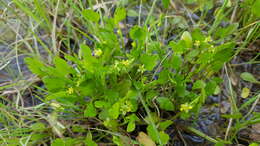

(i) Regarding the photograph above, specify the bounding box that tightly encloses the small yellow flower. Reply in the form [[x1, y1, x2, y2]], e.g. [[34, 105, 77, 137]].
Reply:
[[180, 103, 193, 112], [131, 42, 136, 48], [204, 36, 212, 43], [194, 40, 200, 47], [120, 101, 133, 115], [113, 61, 120, 71], [138, 65, 145, 73], [117, 29, 122, 35], [76, 80, 80, 87], [209, 45, 215, 53], [94, 49, 103, 57], [67, 87, 74, 94], [122, 60, 130, 66]]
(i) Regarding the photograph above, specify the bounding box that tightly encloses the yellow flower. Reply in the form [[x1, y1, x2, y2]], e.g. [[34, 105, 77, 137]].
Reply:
[[204, 36, 212, 43], [138, 65, 145, 73], [76, 80, 80, 87], [180, 103, 193, 112], [131, 42, 136, 48], [67, 87, 74, 94], [94, 49, 103, 57], [194, 40, 200, 47], [120, 101, 133, 115], [122, 60, 130, 66]]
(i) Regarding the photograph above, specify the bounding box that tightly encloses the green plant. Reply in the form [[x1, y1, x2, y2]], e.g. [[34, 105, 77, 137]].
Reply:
[[24, 6, 237, 145]]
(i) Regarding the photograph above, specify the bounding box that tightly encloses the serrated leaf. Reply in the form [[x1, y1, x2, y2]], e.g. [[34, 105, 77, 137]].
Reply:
[[240, 72, 258, 83], [42, 76, 66, 92], [82, 9, 100, 22], [156, 97, 174, 111], [84, 103, 97, 117], [241, 87, 250, 98], [53, 56, 73, 77], [24, 57, 47, 77]]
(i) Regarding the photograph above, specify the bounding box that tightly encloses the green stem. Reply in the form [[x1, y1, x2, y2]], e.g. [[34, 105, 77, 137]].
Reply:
[[186, 126, 219, 144], [139, 94, 162, 145]]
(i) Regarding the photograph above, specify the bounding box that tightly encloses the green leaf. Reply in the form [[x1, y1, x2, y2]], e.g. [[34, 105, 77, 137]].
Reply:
[[127, 9, 139, 17], [185, 49, 199, 62], [79, 44, 97, 72], [53, 56, 73, 77], [79, 44, 92, 59], [191, 28, 205, 41], [94, 100, 107, 108], [205, 80, 217, 95], [114, 7, 126, 24], [193, 80, 206, 89], [240, 72, 258, 83], [116, 79, 132, 97], [147, 125, 160, 144], [42, 77, 65, 92], [31, 122, 46, 132], [215, 23, 238, 39], [156, 97, 174, 111], [221, 113, 242, 119], [169, 40, 187, 54], [109, 102, 120, 119], [127, 121, 135, 132], [252, 0, 260, 17], [24, 57, 47, 77], [140, 54, 158, 71], [181, 31, 193, 48], [51, 138, 76, 146], [159, 131, 169, 145], [171, 54, 182, 69], [85, 132, 98, 146], [84, 103, 97, 117], [130, 25, 147, 41], [162, 0, 170, 8], [82, 9, 100, 22], [46, 91, 67, 101], [249, 143, 259, 146], [215, 141, 225, 146], [159, 120, 173, 131]]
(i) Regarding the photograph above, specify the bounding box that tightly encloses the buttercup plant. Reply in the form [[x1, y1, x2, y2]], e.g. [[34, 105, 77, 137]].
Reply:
[[24, 6, 237, 145]]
